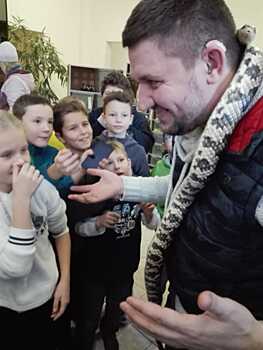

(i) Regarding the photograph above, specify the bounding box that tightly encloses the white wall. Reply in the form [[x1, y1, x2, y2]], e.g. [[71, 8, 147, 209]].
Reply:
[[79, 0, 139, 70], [7, 0, 82, 97], [7, 0, 263, 98], [226, 0, 263, 48]]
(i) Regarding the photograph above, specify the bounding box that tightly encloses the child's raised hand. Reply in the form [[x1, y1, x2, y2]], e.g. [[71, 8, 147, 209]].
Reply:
[[98, 158, 110, 170], [12, 161, 43, 199], [140, 202, 155, 223], [80, 148, 94, 164], [54, 148, 81, 176], [96, 211, 121, 229]]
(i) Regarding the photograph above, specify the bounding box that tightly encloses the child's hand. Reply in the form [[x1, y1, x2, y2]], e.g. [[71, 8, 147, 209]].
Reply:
[[80, 148, 94, 164], [140, 202, 155, 223], [98, 158, 110, 170], [96, 211, 121, 229], [51, 277, 70, 321], [12, 161, 43, 200], [54, 149, 81, 177]]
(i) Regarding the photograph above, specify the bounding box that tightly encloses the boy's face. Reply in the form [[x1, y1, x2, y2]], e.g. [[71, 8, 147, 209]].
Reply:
[[58, 111, 93, 153], [0, 127, 30, 192], [105, 149, 131, 176], [22, 104, 53, 147], [103, 100, 133, 135]]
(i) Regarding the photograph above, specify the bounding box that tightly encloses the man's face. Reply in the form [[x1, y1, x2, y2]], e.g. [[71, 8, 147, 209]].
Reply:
[[129, 39, 210, 135]]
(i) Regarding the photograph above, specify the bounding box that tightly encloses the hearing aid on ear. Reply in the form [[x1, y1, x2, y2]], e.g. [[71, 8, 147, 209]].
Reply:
[[207, 63, 213, 74], [205, 40, 226, 52]]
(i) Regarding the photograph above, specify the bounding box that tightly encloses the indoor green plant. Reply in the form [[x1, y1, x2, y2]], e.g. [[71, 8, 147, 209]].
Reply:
[[8, 16, 67, 103]]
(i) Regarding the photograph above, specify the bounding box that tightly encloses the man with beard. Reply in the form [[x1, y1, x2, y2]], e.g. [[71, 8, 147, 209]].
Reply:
[[69, 0, 263, 349]]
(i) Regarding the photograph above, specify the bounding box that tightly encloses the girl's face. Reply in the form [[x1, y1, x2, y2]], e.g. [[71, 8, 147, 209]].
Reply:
[[22, 104, 54, 147], [0, 127, 30, 192], [105, 149, 131, 176], [59, 111, 93, 153]]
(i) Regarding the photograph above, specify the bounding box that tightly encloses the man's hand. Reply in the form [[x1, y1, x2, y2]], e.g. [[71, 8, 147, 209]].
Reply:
[[120, 291, 263, 350], [68, 168, 123, 204]]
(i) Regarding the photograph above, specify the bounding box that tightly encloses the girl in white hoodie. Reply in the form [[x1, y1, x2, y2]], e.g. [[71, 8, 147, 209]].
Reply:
[[0, 111, 70, 350]]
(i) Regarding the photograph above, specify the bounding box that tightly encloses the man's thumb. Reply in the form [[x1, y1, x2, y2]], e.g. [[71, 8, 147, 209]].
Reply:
[[197, 291, 231, 320]]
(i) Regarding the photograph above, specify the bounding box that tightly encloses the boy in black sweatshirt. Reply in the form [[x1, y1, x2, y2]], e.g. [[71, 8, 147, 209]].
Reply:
[[69, 141, 159, 350]]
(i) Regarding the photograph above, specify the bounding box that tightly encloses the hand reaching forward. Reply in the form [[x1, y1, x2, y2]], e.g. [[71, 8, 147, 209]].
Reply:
[[120, 291, 263, 350], [54, 148, 81, 177], [69, 168, 123, 204]]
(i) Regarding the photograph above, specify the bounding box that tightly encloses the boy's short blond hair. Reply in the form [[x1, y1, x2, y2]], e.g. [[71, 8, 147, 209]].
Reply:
[[105, 140, 128, 159]]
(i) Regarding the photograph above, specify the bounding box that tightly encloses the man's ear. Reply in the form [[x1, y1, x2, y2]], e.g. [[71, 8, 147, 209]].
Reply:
[[130, 114, 134, 125], [55, 132, 65, 144], [201, 40, 227, 84]]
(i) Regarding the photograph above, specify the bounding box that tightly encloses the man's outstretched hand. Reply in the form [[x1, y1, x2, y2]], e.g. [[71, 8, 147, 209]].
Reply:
[[120, 291, 262, 350], [68, 168, 124, 204]]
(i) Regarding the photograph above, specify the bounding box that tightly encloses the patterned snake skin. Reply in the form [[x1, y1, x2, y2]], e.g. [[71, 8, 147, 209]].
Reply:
[[145, 46, 263, 303]]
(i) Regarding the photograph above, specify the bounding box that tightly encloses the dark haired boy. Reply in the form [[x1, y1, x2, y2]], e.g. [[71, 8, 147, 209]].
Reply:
[[89, 70, 154, 154], [95, 90, 149, 176], [70, 140, 160, 350]]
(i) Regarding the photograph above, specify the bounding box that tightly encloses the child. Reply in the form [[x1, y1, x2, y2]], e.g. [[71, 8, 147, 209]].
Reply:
[[52, 96, 92, 162], [69, 140, 159, 350], [89, 70, 154, 154], [12, 94, 85, 198], [0, 111, 70, 350], [95, 90, 149, 176], [51, 96, 93, 187]]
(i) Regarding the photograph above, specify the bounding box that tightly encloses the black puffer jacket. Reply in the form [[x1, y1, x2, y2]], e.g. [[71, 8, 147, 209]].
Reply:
[[166, 97, 263, 319]]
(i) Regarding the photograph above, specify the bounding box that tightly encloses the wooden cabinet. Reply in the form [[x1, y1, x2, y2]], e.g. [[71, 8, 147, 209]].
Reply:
[[68, 65, 117, 111]]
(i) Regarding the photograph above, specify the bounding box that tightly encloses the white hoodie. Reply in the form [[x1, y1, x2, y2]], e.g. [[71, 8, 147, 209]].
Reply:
[[0, 179, 68, 312], [1, 72, 35, 109]]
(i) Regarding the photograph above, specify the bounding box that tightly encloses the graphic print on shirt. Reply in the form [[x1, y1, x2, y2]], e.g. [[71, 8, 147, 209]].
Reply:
[[113, 202, 140, 239], [31, 213, 47, 236]]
